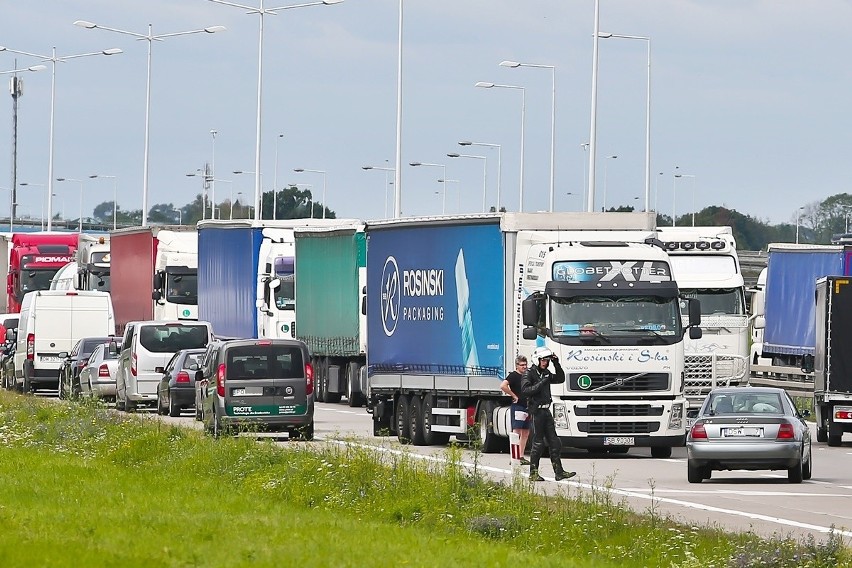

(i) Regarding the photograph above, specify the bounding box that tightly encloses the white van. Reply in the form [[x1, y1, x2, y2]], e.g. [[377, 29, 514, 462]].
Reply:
[[114, 320, 212, 412], [14, 290, 116, 393]]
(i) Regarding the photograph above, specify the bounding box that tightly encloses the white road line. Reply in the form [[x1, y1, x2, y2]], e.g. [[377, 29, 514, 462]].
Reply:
[[329, 439, 852, 539], [620, 488, 852, 497]]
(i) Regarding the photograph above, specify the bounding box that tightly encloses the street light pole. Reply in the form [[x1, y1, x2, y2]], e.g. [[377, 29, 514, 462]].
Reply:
[[459, 141, 501, 211], [1, 45, 122, 231], [293, 168, 327, 219], [56, 177, 84, 232], [362, 165, 395, 218], [674, 173, 696, 226], [796, 206, 805, 244], [475, 82, 525, 211], [210, 129, 217, 219], [409, 162, 446, 215], [500, 60, 556, 212], [587, 0, 601, 212], [88, 174, 118, 229], [75, 20, 224, 227], [447, 153, 487, 213], [233, 171, 264, 218], [437, 179, 461, 212], [19, 182, 47, 230], [602, 155, 617, 212], [273, 133, 283, 220], [599, 32, 652, 212]]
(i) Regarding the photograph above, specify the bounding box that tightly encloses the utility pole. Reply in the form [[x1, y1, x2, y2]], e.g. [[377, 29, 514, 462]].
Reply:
[[9, 66, 23, 230]]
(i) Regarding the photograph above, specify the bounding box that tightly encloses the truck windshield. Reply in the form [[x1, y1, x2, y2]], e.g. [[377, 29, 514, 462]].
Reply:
[[679, 288, 744, 316], [19, 269, 60, 299], [87, 272, 111, 292], [165, 273, 197, 305], [273, 256, 295, 311], [551, 296, 681, 339]]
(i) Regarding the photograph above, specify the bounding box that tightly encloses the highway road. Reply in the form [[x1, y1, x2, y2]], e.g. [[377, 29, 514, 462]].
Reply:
[[121, 398, 852, 543]]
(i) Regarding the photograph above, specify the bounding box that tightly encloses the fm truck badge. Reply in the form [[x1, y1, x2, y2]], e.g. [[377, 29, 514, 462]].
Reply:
[[578, 375, 592, 390], [381, 256, 401, 336], [182, 309, 191, 317]]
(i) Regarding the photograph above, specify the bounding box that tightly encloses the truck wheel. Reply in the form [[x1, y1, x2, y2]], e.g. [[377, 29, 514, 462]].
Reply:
[[408, 396, 426, 446], [651, 447, 672, 459], [817, 426, 828, 443], [421, 396, 450, 446], [346, 362, 364, 407], [828, 434, 842, 447], [477, 404, 505, 454], [396, 395, 411, 444]]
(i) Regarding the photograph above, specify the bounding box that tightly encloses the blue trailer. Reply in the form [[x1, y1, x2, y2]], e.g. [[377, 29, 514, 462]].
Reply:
[[759, 244, 847, 367]]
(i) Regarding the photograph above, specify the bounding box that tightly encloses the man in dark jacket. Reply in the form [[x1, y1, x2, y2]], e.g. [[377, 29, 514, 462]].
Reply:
[[521, 347, 576, 482]]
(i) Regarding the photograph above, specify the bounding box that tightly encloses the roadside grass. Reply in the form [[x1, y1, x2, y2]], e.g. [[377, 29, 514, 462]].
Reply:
[[0, 391, 846, 567]]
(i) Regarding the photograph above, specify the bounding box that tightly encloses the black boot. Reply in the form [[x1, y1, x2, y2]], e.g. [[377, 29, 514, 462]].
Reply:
[[554, 470, 576, 481], [529, 468, 545, 482]]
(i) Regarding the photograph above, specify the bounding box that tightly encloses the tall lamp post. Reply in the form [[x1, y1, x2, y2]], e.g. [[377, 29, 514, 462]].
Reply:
[[289, 183, 314, 218], [19, 182, 46, 230], [362, 165, 395, 218], [409, 162, 446, 215], [1, 46, 122, 231], [475, 81, 525, 211], [210, 129, 218, 218], [75, 20, 225, 227], [273, 133, 284, 220], [459, 141, 501, 211], [187, 173, 232, 221], [447, 153, 487, 213], [499, 60, 556, 212], [233, 171, 265, 218], [208, 0, 342, 221], [437, 179, 461, 212], [56, 177, 84, 232], [602, 155, 617, 211], [599, 33, 651, 212], [293, 169, 328, 219], [796, 206, 805, 244], [88, 174, 118, 230], [674, 173, 696, 226]]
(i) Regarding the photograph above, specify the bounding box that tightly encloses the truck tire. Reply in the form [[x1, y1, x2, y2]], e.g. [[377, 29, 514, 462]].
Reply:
[[817, 426, 828, 443], [651, 447, 672, 458], [396, 395, 411, 444], [409, 396, 426, 446], [312, 358, 323, 402], [322, 359, 342, 404], [477, 403, 505, 454], [346, 362, 364, 407], [827, 434, 842, 447], [421, 395, 450, 446]]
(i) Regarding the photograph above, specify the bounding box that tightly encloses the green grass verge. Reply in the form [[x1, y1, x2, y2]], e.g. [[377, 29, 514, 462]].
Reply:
[[0, 391, 846, 567]]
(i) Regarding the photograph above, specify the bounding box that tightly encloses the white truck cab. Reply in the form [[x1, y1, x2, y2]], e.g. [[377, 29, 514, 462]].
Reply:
[[152, 230, 198, 321]]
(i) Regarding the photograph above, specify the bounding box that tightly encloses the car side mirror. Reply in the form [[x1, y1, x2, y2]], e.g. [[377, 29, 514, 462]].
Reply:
[[155, 366, 165, 374], [188, 363, 199, 371], [108, 341, 119, 355], [58, 351, 69, 359], [195, 369, 204, 381]]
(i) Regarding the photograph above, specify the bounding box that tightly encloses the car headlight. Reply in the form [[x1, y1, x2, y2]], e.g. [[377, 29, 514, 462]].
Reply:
[[553, 403, 569, 430], [668, 403, 683, 430]]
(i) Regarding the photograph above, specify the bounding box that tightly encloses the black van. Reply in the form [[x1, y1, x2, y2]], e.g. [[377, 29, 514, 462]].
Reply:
[[196, 338, 314, 439]]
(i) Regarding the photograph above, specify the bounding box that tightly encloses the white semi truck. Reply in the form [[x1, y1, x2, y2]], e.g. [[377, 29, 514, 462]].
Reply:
[[366, 213, 701, 456], [152, 230, 198, 322], [656, 227, 749, 416]]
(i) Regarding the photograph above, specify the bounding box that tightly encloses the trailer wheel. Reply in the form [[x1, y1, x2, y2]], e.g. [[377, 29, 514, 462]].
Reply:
[[396, 395, 411, 444], [409, 396, 426, 446], [421, 396, 450, 446], [477, 404, 505, 454], [346, 362, 364, 407]]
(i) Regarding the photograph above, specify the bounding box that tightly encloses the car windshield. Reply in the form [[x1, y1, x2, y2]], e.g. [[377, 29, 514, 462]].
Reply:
[[138, 325, 209, 353], [226, 344, 304, 381], [551, 295, 681, 337], [707, 392, 784, 415]]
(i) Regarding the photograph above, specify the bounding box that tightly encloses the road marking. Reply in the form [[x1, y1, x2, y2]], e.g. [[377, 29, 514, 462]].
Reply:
[[621, 488, 852, 497], [328, 439, 852, 539], [315, 407, 364, 416]]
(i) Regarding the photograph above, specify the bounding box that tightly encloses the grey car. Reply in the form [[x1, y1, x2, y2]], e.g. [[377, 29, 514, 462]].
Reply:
[[196, 338, 314, 439], [686, 387, 812, 484], [156, 348, 206, 417], [79, 343, 119, 400]]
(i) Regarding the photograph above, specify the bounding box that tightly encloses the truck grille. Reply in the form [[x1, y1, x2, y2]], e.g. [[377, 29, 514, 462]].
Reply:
[[575, 404, 664, 417], [569, 372, 670, 392], [577, 422, 661, 434], [684, 354, 749, 406]]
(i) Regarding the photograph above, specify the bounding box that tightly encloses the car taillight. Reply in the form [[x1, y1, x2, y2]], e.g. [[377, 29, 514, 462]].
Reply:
[[217, 363, 225, 397], [77, 360, 87, 368], [777, 422, 795, 440], [176, 370, 190, 384], [305, 362, 314, 396], [26, 333, 34, 360], [690, 422, 708, 440], [131, 352, 137, 377], [98, 364, 111, 378]]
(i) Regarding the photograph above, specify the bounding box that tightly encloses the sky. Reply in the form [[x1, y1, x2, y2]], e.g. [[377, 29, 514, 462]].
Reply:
[[1, 1, 851, 226]]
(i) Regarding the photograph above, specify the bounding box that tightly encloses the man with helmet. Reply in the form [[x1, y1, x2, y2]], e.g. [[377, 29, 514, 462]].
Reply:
[[521, 346, 576, 482]]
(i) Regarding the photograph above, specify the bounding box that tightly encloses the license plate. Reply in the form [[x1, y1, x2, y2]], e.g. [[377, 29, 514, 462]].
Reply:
[[723, 427, 762, 437], [231, 387, 262, 396], [685, 417, 695, 428], [39, 356, 59, 363], [604, 436, 635, 446]]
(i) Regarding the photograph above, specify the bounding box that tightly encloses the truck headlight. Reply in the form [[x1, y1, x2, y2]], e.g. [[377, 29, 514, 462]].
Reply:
[[553, 403, 569, 430], [668, 403, 683, 430]]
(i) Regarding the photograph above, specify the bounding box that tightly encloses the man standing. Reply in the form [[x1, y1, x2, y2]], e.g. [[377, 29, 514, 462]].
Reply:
[[500, 355, 531, 465], [521, 347, 576, 482]]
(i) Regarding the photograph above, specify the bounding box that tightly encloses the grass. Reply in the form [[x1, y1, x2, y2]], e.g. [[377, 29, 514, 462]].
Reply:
[[0, 391, 847, 567]]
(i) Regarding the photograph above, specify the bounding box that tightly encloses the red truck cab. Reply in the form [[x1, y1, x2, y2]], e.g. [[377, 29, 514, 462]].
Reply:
[[7, 233, 79, 313]]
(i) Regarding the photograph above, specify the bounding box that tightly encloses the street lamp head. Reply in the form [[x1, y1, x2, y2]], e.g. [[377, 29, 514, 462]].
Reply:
[[203, 26, 227, 34], [598, 32, 614, 38], [88, 175, 98, 179], [409, 162, 422, 167], [323, 0, 344, 4], [102, 48, 123, 56], [56, 177, 66, 181], [475, 81, 495, 88], [608, 155, 618, 159], [499, 60, 521, 68], [458, 141, 472, 146], [447, 153, 460, 158], [73, 20, 97, 29], [233, 170, 245, 174], [361, 166, 373, 170], [27, 65, 47, 72], [293, 168, 305, 173]]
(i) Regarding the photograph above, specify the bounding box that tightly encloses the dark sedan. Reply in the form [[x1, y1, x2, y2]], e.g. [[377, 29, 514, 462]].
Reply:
[[156, 348, 206, 417], [58, 336, 114, 399], [686, 387, 812, 484]]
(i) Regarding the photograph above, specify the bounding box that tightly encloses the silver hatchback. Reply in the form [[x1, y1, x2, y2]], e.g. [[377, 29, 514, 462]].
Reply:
[[686, 387, 812, 484]]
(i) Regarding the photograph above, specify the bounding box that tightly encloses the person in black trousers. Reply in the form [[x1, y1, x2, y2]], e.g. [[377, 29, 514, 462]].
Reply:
[[521, 347, 576, 482]]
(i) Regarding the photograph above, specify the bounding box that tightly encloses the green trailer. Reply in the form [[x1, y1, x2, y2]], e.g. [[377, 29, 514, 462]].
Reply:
[[295, 222, 367, 406]]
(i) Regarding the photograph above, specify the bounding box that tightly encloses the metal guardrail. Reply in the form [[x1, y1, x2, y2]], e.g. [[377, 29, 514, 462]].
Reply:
[[748, 364, 814, 398]]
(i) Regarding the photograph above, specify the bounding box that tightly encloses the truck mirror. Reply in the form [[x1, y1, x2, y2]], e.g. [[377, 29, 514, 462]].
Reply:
[[801, 354, 815, 374], [361, 295, 367, 316], [688, 298, 702, 326], [5, 328, 13, 342], [269, 278, 281, 291], [688, 327, 702, 340], [522, 327, 538, 340], [521, 297, 541, 327], [152, 290, 162, 301], [255, 299, 265, 309], [753, 315, 765, 330], [152, 271, 164, 290]]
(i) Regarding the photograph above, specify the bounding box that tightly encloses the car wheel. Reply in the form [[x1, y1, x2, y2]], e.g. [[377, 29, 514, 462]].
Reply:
[[687, 459, 704, 483], [787, 456, 804, 484], [294, 422, 314, 441], [194, 402, 202, 421], [156, 390, 166, 415], [651, 446, 672, 459], [57, 375, 65, 400], [803, 444, 813, 481], [213, 410, 222, 439], [168, 392, 180, 417]]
